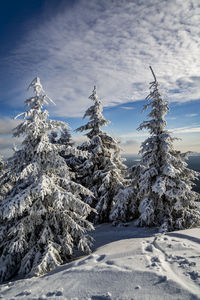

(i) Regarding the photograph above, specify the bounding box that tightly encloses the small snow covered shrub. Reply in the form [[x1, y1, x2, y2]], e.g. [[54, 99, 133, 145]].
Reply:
[[76, 86, 127, 223], [137, 67, 200, 232], [0, 78, 94, 282]]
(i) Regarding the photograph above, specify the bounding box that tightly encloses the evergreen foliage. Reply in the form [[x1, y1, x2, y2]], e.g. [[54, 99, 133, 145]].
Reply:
[[110, 164, 143, 223], [137, 67, 200, 232], [49, 126, 79, 172], [0, 156, 14, 201], [76, 86, 127, 223], [0, 78, 94, 282], [0, 70, 199, 284], [0, 157, 7, 200], [0, 156, 3, 171]]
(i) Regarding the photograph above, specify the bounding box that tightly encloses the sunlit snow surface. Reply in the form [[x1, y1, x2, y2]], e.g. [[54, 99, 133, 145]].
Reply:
[[0, 223, 200, 300]]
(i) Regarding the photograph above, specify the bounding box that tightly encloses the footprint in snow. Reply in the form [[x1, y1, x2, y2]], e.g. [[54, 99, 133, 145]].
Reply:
[[105, 260, 115, 265], [173, 255, 185, 260], [15, 291, 32, 297], [188, 271, 200, 280], [90, 292, 112, 300], [46, 290, 63, 297], [179, 259, 196, 267], [145, 244, 154, 252], [135, 285, 141, 289], [154, 275, 167, 285], [96, 254, 106, 262], [77, 254, 99, 266], [151, 256, 161, 263], [87, 254, 99, 260]]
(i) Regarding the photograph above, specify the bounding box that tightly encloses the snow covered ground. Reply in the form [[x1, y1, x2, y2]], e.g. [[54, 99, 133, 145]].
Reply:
[[0, 223, 200, 300]]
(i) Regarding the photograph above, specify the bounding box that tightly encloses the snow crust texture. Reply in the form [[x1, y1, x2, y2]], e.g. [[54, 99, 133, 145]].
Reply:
[[0, 223, 199, 300]]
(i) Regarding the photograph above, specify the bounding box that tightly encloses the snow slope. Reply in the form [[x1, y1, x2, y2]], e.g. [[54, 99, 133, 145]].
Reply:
[[0, 223, 200, 300]]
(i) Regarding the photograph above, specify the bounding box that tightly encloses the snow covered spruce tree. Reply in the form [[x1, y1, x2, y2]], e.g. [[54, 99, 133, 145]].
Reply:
[[0, 156, 15, 202], [0, 156, 3, 171], [109, 163, 143, 224], [137, 66, 200, 232], [0, 156, 7, 200], [76, 86, 127, 223], [0, 156, 5, 182], [0, 78, 94, 282], [49, 126, 82, 174]]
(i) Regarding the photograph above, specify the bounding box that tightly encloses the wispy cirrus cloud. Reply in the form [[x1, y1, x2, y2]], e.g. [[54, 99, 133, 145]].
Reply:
[[121, 106, 135, 110], [172, 126, 200, 134], [166, 117, 177, 120], [119, 125, 200, 154], [120, 125, 200, 140], [119, 131, 149, 139], [1, 0, 200, 117], [185, 113, 198, 117]]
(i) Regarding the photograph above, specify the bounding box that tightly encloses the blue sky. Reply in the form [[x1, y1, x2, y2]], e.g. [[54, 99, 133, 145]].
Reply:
[[0, 0, 200, 157]]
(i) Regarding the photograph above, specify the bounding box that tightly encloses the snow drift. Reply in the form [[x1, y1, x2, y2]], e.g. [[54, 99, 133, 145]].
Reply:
[[0, 223, 200, 300]]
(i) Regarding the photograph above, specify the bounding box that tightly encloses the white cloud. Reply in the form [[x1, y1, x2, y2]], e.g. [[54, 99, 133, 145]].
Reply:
[[172, 126, 200, 134], [118, 125, 200, 154], [185, 113, 198, 117], [2, 0, 200, 117], [120, 106, 135, 110], [0, 118, 21, 134], [120, 139, 139, 154], [0, 118, 23, 158], [0, 136, 23, 159], [119, 125, 200, 140], [166, 117, 176, 120], [0, 136, 21, 149], [119, 131, 149, 139]]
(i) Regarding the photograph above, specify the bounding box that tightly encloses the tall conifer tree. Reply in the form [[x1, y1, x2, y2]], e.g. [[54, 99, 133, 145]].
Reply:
[[137, 67, 200, 232], [76, 86, 126, 223], [0, 78, 94, 282]]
